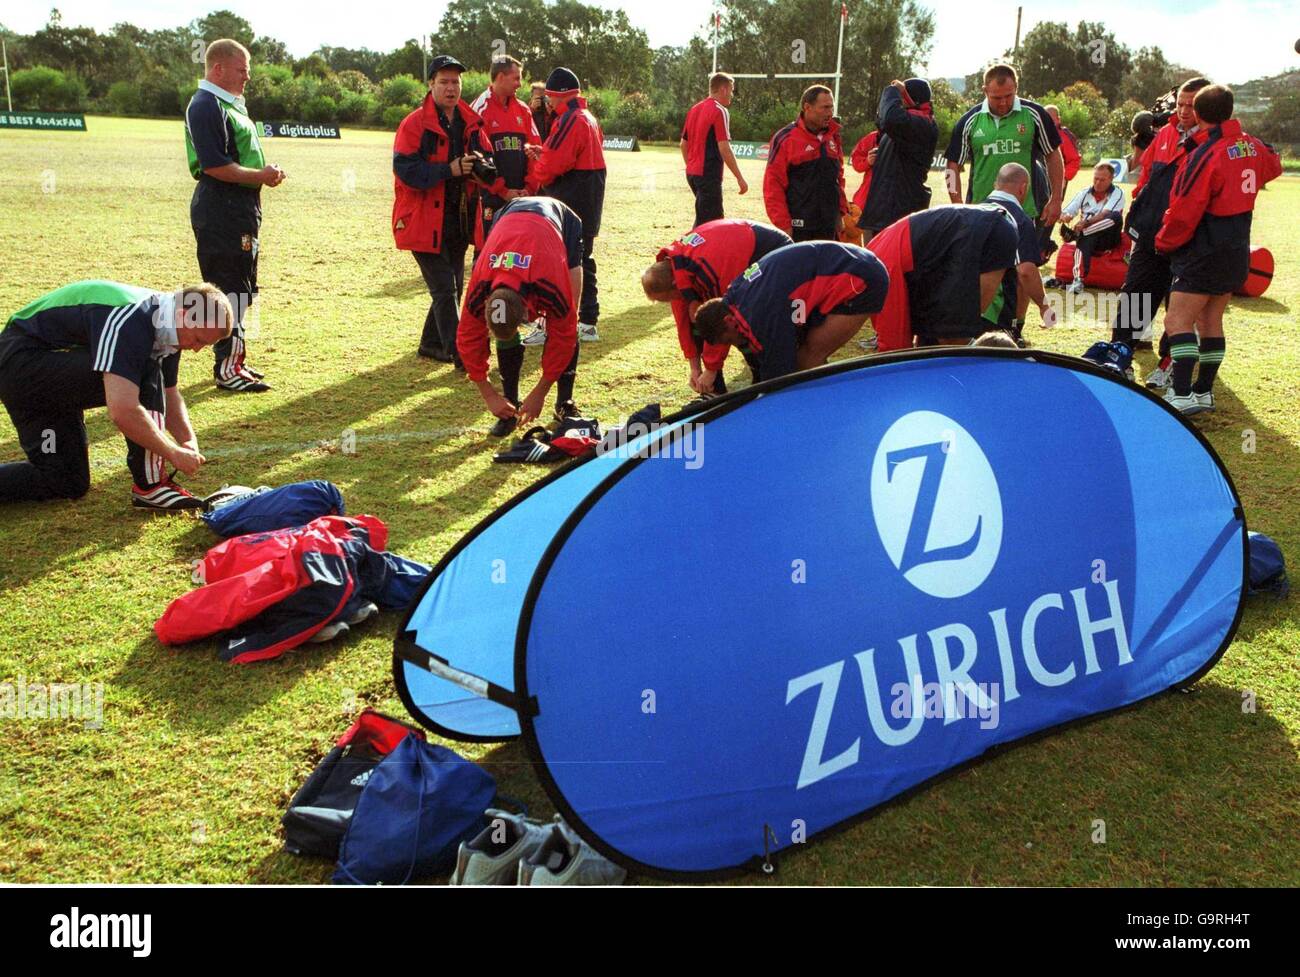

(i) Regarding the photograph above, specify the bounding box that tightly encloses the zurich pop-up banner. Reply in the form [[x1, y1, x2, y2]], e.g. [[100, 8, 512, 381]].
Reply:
[[397, 350, 1246, 878]]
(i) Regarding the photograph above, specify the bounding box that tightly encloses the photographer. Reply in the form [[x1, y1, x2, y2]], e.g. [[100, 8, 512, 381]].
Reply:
[[529, 81, 553, 140], [392, 54, 495, 364]]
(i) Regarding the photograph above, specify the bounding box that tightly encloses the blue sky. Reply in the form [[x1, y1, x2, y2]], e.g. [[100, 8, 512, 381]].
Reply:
[[4, 1, 1296, 84]]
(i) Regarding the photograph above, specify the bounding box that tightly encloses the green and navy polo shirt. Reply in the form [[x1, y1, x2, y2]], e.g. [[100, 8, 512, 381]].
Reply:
[[5, 280, 181, 387], [946, 96, 1061, 219], [185, 80, 266, 188]]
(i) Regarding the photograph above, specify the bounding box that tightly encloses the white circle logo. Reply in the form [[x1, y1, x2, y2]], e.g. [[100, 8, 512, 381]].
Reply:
[[870, 411, 1002, 598]]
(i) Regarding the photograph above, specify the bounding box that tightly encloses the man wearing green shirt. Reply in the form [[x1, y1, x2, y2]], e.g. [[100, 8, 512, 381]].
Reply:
[[945, 62, 1063, 343], [184, 38, 285, 392], [945, 63, 1063, 226], [0, 281, 231, 508]]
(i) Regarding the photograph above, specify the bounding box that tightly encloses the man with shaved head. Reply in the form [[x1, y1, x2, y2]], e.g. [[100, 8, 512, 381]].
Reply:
[[184, 38, 285, 392], [980, 162, 1057, 343]]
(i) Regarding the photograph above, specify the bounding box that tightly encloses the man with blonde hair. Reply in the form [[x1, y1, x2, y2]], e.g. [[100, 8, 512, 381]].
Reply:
[[680, 72, 748, 226], [0, 281, 231, 509], [184, 37, 285, 392]]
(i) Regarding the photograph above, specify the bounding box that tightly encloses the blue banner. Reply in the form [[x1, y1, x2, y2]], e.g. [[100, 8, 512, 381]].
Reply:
[[517, 351, 1246, 877], [395, 417, 699, 740]]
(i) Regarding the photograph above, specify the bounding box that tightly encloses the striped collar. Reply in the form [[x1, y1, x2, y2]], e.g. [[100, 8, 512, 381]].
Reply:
[[198, 79, 248, 115]]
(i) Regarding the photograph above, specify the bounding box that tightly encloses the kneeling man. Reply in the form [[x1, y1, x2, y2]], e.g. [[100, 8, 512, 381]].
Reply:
[[692, 241, 889, 383], [0, 280, 232, 509]]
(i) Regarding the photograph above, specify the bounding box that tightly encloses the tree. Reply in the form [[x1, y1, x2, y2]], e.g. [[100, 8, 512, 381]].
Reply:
[[1070, 20, 1130, 106], [708, 0, 934, 137], [294, 53, 332, 79], [316, 46, 384, 80], [1121, 47, 1207, 106], [964, 19, 1132, 107], [191, 10, 254, 49], [433, 0, 550, 74], [252, 35, 291, 65], [1255, 92, 1300, 144], [378, 39, 425, 80], [1012, 21, 1079, 98], [10, 64, 86, 110]]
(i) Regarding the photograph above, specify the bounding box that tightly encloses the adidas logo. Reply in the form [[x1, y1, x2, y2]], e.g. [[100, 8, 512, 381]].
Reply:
[[350, 770, 372, 788]]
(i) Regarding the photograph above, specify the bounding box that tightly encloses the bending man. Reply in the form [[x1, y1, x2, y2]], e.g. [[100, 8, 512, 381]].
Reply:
[[0, 281, 231, 509]]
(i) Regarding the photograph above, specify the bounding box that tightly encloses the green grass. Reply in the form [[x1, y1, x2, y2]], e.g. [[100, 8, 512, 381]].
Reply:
[[1, 116, 1297, 885]]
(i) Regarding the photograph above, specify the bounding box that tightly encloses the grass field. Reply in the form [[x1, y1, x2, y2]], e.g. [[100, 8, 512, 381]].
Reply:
[[0, 116, 1297, 885]]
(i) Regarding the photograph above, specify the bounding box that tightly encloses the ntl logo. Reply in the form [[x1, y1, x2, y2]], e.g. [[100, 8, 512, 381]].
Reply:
[[786, 411, 1133, 790], [488, 251, 531, 270]]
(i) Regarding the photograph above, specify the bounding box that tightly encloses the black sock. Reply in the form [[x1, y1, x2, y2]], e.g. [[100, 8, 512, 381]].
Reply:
[[1168, 332, 1198, 397], [497, 337, 523, 405], [1192, 337, 1225, 394], [1158, 331, 1171, 359], [555, 345, 579, 405]]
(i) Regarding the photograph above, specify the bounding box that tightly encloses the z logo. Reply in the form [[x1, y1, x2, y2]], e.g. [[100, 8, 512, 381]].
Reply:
[[870, 412, 1003, 599]]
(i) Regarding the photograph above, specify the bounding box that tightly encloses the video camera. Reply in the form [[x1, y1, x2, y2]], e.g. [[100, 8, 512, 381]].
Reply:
[[1131, 86, 1178, 153]]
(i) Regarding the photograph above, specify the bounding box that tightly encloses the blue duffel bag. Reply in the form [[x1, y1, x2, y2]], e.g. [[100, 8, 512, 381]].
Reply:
[[332, 735, 497, 885], [202, 480, 345, 537]]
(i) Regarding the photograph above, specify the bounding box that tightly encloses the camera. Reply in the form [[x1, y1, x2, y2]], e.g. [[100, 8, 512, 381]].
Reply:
[[470, 154, 498, 183], [1150, 87, 1178, 130]]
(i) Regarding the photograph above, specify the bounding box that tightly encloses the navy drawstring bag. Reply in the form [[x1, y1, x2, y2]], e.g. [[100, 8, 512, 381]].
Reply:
[[203, 480, 345, 537], [1247, 532, 1289, 599], [332, 736, 496, 885]]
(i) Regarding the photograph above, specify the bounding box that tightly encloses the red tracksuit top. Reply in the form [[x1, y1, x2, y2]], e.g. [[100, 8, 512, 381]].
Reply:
[[1156, 119, 1282, 254], [391, 96, 491, 253], [763, 116, 848, 235], [456, 197, 581, 383], [532, 95, 607, 238], [1059, 125, 1081, 182], [658, 219, 792, 370], [469, 89, 542, 246]]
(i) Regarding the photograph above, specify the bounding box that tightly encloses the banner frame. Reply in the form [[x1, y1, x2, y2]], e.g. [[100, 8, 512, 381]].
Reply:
[[513, 345, 1251, 881]]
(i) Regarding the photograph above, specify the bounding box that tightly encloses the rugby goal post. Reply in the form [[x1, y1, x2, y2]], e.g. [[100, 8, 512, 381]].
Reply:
[[710, 2, 847, 106]]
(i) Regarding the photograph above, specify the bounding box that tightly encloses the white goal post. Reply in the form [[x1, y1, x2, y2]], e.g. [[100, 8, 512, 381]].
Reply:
[[710, 2, 848, 107]]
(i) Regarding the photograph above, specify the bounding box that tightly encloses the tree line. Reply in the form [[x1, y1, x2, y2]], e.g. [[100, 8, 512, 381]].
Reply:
[[1, 4, 1293, 152]]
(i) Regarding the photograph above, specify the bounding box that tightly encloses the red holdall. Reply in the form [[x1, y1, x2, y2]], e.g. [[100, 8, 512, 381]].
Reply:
[[1235, 246, 1273, 297], [1054, 240, 1130, 290]]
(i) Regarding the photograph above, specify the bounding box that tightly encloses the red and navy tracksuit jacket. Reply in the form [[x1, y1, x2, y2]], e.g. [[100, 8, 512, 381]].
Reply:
[[392, 95, 492, 254], [658, 219, 792, 370], [868, 204, 1020, 350], [858, 86, 938, 233], [1156, 118, 1282, 294], [155, 515, 429, 664], [457, 196, 582, 383], [682, 97, 731, 182], [469, 89, 542, 247], [719, 241, 888, 380], [531, 95, 607, 238], [763, 117, 848, 240], [1125, 121, 1194, 249]]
